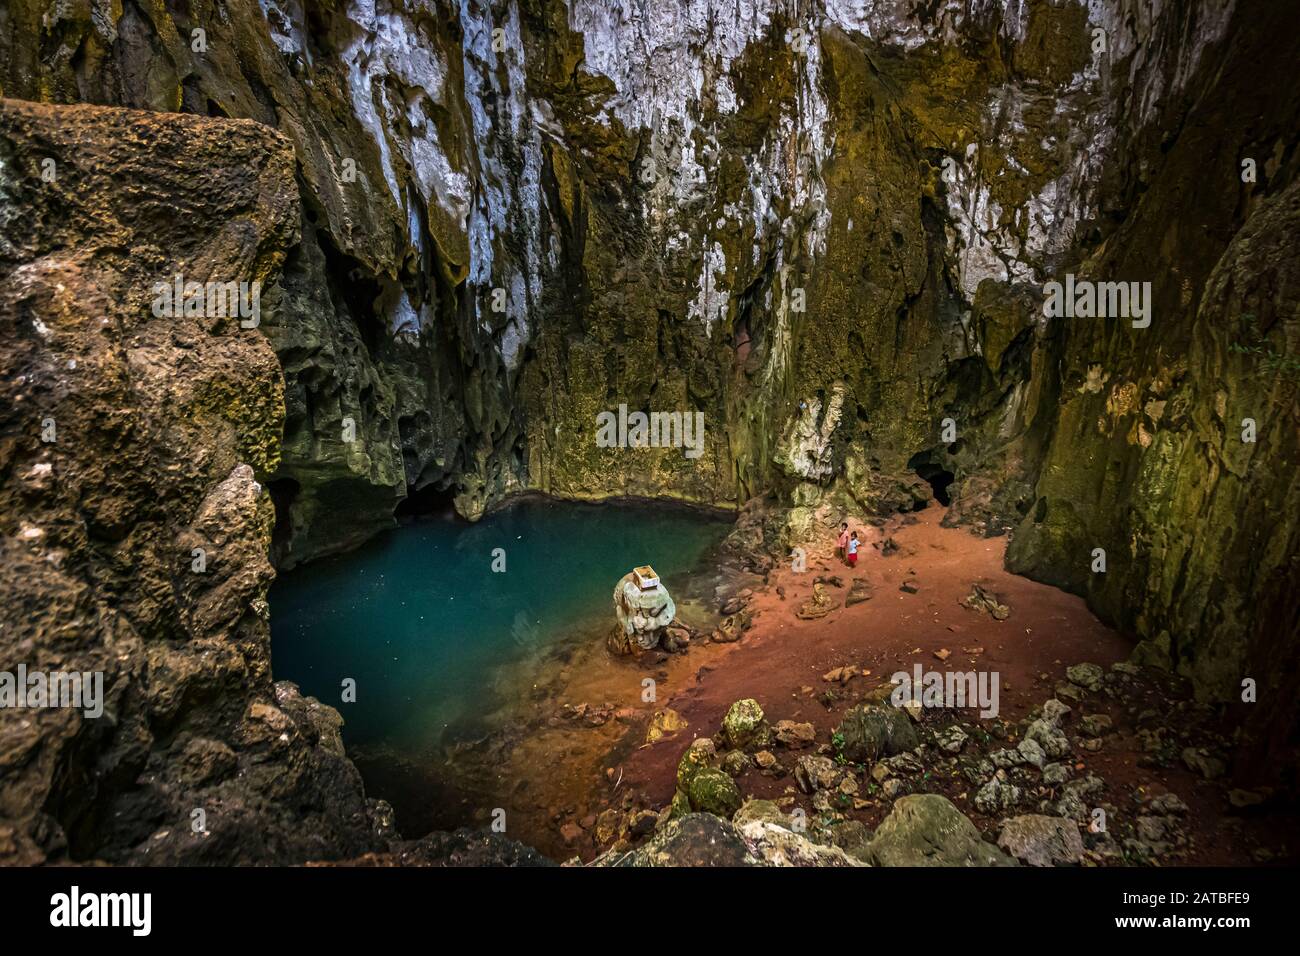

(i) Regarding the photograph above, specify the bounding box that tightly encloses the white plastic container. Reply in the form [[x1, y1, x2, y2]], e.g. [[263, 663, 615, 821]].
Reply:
[[633, 565, 660, 590]]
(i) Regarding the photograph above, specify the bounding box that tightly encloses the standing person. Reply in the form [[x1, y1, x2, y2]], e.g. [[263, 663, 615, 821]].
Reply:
[[847, 531, 860, 568], [836, 522, 850, 564]]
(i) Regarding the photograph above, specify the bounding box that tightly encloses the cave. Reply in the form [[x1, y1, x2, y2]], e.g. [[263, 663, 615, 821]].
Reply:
[[908, 451, 956, 507], [392, 480, 457, 520], [2, 0, 1298, 898], [917, 463, 955, 507]]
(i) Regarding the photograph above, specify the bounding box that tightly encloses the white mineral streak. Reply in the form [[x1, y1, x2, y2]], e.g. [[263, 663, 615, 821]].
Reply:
[[567, 0, 835, 336], [689, 241, 730, 335], [322, 0, 1232, 367], [339, 1, 472, 230], [776, 384, 846, 481], [259, 0, 309, 57], [390, 290, 421, 335], [1086, 0, 1238, 128], [460, 0, 544, 370], [341, 2, 403, 208], [944, 79, 1110, 299], [824, 0, 1030, 47], [928, 0, 1233, 300]]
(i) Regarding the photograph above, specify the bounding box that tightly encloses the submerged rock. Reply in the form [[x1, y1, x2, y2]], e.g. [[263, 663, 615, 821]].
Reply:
[[645, 708, 688, 744]]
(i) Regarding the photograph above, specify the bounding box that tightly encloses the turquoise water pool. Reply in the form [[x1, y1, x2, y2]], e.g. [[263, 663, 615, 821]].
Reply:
[[269, 496, 731, 754]]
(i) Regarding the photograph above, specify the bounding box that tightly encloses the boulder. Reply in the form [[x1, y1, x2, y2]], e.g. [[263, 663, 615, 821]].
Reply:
[[721, 698, 771, 750], [733, 798, 788, 829], [686, 768, 743, 818], [834, 704, 919, 764], [794, 754, 840, 793], [721, 749, 753, 776], [1066, 663, 1104, 692], [609, 572, 677, 654], [675, 737, 717, 791], [1181, 746, 1227, 779], [998, 815, 1086, 866], [1079, 714, 1113, 738], [773, 720, 816, 749], [736, 820, 865, 867], [975, 771, 1023, 815], [596, 814, 755, 866], [857, 790, 1019, 868], [594, 814, 862, 867], [862, 794, 1017, 867], [936, 725, 969, 754]]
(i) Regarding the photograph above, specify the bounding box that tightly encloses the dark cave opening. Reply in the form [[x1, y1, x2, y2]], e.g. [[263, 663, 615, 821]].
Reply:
[[394, 481, 458, 519], [267, 477, 301, 558], [907, 452, 955, 507]]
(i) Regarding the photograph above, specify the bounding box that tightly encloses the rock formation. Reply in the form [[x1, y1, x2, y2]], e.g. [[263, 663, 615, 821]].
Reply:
[[1, 0, 1297, 864], [0, 101, 389, 864], [609, 571, 676, 654]]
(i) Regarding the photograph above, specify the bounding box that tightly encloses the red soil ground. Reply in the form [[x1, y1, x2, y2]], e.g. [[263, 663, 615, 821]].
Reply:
[[453, 506, 1297, 864]]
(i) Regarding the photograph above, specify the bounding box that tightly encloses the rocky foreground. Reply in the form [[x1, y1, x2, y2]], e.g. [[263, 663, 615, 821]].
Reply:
[[582, 666, 1253, 867]]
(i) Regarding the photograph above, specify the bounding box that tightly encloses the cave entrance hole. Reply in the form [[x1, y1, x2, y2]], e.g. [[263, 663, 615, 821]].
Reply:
[[907, 451, 955, 508], [394, 481, 458, 519]]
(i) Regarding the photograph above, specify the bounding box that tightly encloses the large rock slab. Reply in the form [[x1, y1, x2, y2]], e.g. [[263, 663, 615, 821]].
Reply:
[[861, 795, 1018, 867], [997, 815, 1086, 867], [835, 704, 920, 764], [0, 100, 387, 865], [594, 814, 862, 867]]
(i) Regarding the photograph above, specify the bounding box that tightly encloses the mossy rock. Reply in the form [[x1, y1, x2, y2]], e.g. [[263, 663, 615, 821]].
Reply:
[[675, 737, 717, 792], [721, 698, 771, 750], [669, 788, 693, 821], [687, 768, 743, 819], [732, 798, 788, 829], [721, 749, 753, 776], [834, 704, 919, 764], [861, 794, 1017, 867]]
